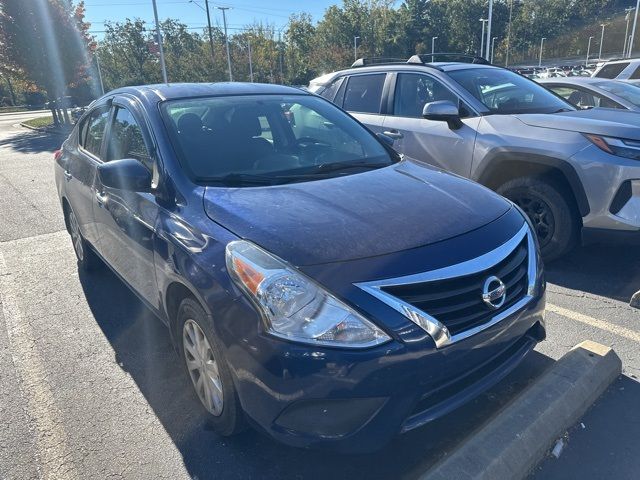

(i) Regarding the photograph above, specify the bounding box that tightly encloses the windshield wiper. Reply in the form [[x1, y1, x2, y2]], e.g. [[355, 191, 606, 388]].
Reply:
[[314, 160, 391, 174]]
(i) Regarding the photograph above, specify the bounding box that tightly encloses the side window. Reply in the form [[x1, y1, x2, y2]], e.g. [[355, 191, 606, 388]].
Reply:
[[342, 74, 386, 114], [319, 77, 344, 102], [393, 73, 459, 118], [82, 107, 110, 158], [106, 107, 152, 169], [629, 66, 640, 80], [594, 62, 629, 79]]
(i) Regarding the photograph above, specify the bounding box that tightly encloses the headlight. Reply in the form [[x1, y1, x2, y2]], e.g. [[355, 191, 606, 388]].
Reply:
[[225, 240, 391, 348], [584, 134, 640, 160]]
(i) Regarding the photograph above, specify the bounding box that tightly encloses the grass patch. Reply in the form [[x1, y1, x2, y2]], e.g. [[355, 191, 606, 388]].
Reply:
[[0, 106, 27, 114], [22, 116, 54, 129]]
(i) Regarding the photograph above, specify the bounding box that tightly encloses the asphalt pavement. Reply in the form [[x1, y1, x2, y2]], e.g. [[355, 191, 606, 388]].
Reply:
[[0, 112, 638, 479]]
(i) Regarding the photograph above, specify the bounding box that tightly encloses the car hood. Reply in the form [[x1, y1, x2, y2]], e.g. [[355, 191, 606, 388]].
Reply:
[[515, 108, 640, 140], [203, 160, 512, 266]]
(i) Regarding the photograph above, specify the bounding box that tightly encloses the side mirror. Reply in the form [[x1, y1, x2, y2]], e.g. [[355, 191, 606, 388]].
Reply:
[[97, 158, 152, 192], [376, 132, 395, 147], [422, 101, 463, 130]]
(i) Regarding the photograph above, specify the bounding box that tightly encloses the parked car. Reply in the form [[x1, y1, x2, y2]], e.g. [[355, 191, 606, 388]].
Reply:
[[591, 57, 640, 80], [54, 82, 546, 452], [539, 77, 640, 111], [310, 55, 640, 260]]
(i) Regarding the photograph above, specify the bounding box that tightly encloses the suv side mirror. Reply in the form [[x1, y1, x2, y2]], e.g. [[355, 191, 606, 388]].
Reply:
[[422, 101, 463, 130], [97, 158, 152, 192]]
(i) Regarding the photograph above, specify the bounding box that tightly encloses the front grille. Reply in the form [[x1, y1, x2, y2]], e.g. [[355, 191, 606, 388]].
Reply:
[[381, 236, 529, 337]]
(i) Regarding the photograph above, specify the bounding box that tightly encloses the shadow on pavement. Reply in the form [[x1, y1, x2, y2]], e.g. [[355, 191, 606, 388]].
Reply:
[[0, 130, 63, 154], [531, 374, 640, 480], [79, 265, 553, 480], [545, 244, 640, 303]]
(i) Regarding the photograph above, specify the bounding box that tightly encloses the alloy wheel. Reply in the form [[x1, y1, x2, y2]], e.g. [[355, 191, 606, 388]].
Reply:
[[182, 319, 224, 416], [513, 195, 555, 248], [68, 208, 84, 262]]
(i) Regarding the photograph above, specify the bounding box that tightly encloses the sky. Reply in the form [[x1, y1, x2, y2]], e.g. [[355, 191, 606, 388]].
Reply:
[[82, 0, 340, 37]]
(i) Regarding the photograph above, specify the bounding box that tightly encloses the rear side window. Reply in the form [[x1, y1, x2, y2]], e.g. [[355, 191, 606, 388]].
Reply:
[[106, 107, 152, 169], [629, 66, 640, 80], [319, 77, 345, 102], [595, 62, 629, 79], [343, 74, 386, 114], [81, 107, 110, 158]]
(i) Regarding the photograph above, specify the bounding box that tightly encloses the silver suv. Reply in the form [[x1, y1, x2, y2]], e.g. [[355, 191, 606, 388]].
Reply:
[[310, 55, 640, 260]]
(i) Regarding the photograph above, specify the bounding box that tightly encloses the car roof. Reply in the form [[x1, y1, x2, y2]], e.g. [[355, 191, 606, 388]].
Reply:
[[311, 62, 499, 85], [538, 77, 609, 85], [106, 82, 306, 102]]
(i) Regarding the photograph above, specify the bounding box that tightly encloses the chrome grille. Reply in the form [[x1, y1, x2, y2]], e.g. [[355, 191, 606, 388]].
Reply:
[[356, 223, 536, 348]]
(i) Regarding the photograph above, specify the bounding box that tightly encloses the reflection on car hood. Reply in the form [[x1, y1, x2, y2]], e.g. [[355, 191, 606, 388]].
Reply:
[[203, 160, 511, 266], [515, 108, 640, 140]]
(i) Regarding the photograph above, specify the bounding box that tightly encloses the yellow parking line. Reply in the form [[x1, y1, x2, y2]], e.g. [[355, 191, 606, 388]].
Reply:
[[547, 303, 640, 343]]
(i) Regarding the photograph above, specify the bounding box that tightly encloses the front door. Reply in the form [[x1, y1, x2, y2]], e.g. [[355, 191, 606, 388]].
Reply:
[[341, 73, 388, 135], [92, 99, 160, 308], [384, 72, 480, 177]]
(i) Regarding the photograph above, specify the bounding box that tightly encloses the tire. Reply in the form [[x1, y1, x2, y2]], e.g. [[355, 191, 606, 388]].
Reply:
[[177, 297, 246, 436], [66, 204, 102, 271], [497, 176, 579, 262]]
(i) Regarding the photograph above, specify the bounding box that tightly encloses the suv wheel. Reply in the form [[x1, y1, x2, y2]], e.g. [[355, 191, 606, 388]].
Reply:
[[66, 205, 102, 271], [177, 298, 246, 436], [497, 177, 579, 262]]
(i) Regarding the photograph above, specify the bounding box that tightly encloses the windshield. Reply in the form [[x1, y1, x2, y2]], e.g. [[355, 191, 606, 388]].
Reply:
[[594, 81, 640, 106], [449, 68, 574, 114], [162, 94, 395, 186]]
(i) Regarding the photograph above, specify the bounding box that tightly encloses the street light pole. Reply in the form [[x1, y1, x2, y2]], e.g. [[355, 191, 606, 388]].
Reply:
[[485, 0, 493, 60], [479, 18, 487, 58], [354, 36, 359, 61], [95, 51, 105, 95], [538, 37, 546, 67], [491, 36, 497, 63], [248, 39, 254, 82], [624, 7, 634, 57], [630, 0, 640, 58], [431, 36, 438, 55], [217, 6, 233, 81], [203, 0, 216, 73], [151, 0, 168, 83], [598, 24, 606, 60], [586, 36, 593, 66]]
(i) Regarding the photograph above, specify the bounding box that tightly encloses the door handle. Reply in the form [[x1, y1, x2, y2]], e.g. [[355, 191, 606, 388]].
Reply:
[[382, 130, 404, 139], [95, 190, 108, 207], [63, 170, 72, 181]]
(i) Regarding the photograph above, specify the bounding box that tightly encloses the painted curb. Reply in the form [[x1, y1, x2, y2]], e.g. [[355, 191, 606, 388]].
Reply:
[[420, 340, 622, 480]]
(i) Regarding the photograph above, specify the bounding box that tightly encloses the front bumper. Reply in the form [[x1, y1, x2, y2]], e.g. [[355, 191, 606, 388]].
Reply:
[[572, 145, 640, 233], [223, 291, 546, 453]]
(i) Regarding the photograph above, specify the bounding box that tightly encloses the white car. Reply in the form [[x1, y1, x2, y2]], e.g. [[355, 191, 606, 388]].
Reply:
[[592, 58, 640, 80]]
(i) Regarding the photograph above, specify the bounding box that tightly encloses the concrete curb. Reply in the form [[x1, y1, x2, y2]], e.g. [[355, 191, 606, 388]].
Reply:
[[19, 122, 68, 136], [420, 340, 621, 480]]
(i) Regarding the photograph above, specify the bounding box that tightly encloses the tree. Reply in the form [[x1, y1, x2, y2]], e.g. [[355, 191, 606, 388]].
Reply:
[[285, 13, 316, 84], [0, 0, 96, 124]]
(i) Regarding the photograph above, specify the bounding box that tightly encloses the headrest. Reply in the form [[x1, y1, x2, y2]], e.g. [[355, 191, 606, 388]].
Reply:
[[229, 108, 262, 138], [177, 113, 203, 134]]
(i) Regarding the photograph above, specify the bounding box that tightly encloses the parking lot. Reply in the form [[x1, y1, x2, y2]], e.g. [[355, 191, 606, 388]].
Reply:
[[1, 111, 639, 479]]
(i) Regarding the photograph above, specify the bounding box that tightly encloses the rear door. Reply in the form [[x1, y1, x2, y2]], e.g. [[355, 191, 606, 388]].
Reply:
[[93, 97, 160, 308], [65, 105, 110, 245], [384, 72, 480, 177]]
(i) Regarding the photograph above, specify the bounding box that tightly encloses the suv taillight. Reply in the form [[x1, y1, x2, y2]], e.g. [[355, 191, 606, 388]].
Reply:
[[54, 149, 62, 161]]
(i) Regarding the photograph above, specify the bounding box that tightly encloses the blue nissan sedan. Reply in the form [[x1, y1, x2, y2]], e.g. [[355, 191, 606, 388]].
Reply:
[[54, 83, 546, 452]]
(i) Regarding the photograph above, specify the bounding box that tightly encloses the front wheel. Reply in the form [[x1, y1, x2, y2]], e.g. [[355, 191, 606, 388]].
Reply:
[[497, 177, 579, 262], [177, 298, 246, 436]]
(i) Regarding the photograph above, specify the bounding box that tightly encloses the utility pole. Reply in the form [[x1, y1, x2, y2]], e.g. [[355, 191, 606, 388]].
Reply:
[[624, 7, 634, 57], [491, 37, 498, 63], [479, 18, 487, 58], [485, 0, 493, 60], [248, 39, 254, 82], [151, 0, 168, 83], [505, 0, 513, 67], [538, 37, 546, 67], [95, 52, 105, 95], [586, 36, 593, 66], [204, 0, 216, 74], [598, 24, 606, 60], [431, 36, 438, 55], [217, 6, 233, 81], [278, 30, 283, 82], [630, 0, 640, 58], [354, 36, 359, 61]]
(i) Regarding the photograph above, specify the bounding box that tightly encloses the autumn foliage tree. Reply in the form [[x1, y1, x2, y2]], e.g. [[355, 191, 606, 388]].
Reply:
[[0, 0, 96, 124]]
